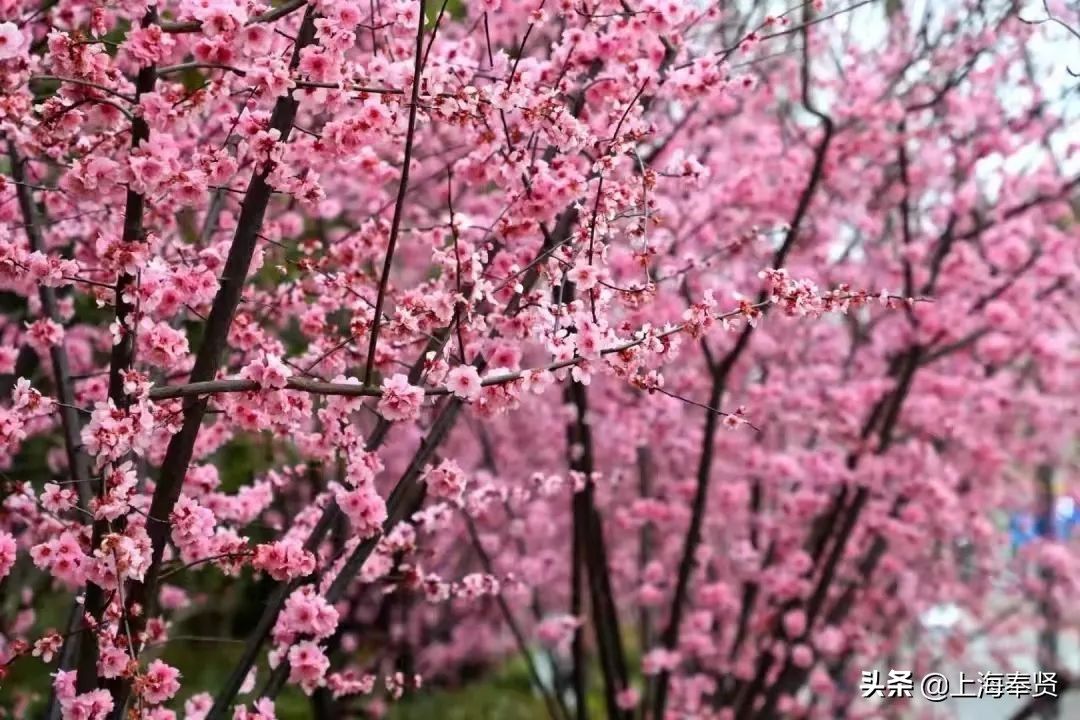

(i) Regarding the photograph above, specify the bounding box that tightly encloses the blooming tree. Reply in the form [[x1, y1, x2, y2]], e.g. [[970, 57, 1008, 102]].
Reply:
[[0, 0, 1077, 718]]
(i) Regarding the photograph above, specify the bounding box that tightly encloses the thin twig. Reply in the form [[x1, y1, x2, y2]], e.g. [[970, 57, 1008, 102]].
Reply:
[[363, 0, 427, 385]]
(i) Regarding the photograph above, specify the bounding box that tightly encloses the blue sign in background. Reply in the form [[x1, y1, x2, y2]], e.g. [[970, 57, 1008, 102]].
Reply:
[[1009, 497, 1079, 551]]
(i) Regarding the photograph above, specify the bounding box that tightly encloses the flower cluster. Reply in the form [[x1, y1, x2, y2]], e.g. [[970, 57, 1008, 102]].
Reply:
[[0, 0, 1077, 718]]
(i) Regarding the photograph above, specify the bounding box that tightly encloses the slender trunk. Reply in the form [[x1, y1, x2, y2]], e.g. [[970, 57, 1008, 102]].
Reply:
[[110, 12, 320, 717], [6, 139, 94, 719]]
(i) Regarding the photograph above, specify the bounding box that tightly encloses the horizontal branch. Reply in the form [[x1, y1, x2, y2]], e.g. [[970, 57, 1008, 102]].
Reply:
[[145, 316, 738, 401], [30, 75, 136, 102], [148, 294, 910, 402], [158, 0, 306, 33]]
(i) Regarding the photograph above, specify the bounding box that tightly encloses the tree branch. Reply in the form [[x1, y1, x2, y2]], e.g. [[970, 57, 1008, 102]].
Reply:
[[6, 137, 94, 720], [363, 0, 426, 385], [649, 5, 836, 713], [109, 9, 320, 717]]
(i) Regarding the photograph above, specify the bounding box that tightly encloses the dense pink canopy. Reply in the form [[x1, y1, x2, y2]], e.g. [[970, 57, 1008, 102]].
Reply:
[[0, 0, 1077, 718]]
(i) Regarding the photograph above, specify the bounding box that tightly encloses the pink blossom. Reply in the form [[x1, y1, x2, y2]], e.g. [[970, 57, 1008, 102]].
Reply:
[[615, 687, 640, 710], [59, 689, 113, 720], [814, 626, 845, 657], [241, 354, 292, 389], [274, 586, 339, 645], [791, 643, 814, 668], [0, 531, 16, 581], [183, 693, 212, 720], [287, 642, 330, 695], [97, 645, 129, 679], [53, 669, 77, 703], [0, 22, 26, 60], [423, 459, 467, 503], [170, 494, 217, 562], [642, 648, 682, 675], [535, 614, 581, 651], [566, 263, 599, 291], [136, 660, 181, 705], [782, 609, 807, 639], [0, 347, 16, 374], [0, 1, 1076, 714], [328, 669, 376, 699], [334, 485, 387, 538], [122, 25, 174, 64], [42, 482, 77, 513], [33, 632, 62, 662], [252, 540, 316, 581], [81, 400, 154, 468], [12, 378, 53, 416], [138, 319, 190, 368], [446, 365, 482, 400], [25, 319, 64, 354], [25, 251, 77, 288], [231, 698, 277, 720], [378, 373, 424, 421]]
